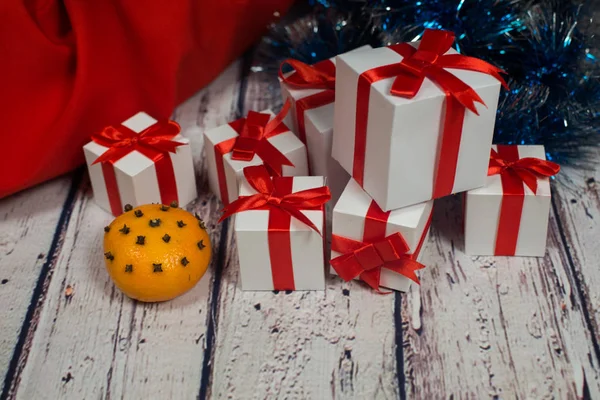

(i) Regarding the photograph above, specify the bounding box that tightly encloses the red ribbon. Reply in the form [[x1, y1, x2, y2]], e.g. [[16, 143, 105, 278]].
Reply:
[[488, 145, 560, 255], [214, 100, 295, 205], [91, 120, 184, 216], [279, 59, 336, 146], [219, 165, 331, 290], [330, 200, 430, 292], [352, 29, 508, 198]]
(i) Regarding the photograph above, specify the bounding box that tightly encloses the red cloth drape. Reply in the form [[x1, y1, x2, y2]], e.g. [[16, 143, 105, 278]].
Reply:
[[0, 0, 294, 198]]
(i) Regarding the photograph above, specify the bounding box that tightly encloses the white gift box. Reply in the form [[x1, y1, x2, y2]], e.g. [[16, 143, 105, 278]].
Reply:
[[83, 112, 197, 216], [330, 179, 433, 292], [464, 145, 551, 256], [235, 176, 326, 291], [279, 46, 371, 202], [203, 110, 308, 205], [332, 43, 502, 211]]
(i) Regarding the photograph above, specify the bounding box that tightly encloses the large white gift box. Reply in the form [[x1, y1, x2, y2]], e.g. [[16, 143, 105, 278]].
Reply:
[[330, 179, 433, 292], [464, 145, 557, 256], [203, 109, 308, 205], [279, 46, 371, 202], [83, 112, 197, 216], [332, 29, 505, 211], [234, 174, 328, 291]]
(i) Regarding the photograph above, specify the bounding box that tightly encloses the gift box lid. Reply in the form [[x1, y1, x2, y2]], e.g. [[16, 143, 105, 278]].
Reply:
[[235, 175, 326, 232], [334, 179, 433, 252], [336, 43, 501, 110], [468, 145, 551, 197], [83, 112, 189, 176]]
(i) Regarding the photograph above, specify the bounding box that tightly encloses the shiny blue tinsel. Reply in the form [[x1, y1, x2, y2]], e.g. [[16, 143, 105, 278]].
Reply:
[[256, 0, 599, 169]]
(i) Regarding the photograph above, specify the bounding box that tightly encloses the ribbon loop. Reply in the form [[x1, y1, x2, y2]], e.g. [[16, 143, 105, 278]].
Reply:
[[488, 147, 560, 193], [229, 100, 294, 176], [330, 231, 423, 292], [219, 165, 331, 234], [279, 58, 336, 90]]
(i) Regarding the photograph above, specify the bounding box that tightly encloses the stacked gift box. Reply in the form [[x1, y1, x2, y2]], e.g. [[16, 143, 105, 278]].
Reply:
[[84, 29, 560, 294]]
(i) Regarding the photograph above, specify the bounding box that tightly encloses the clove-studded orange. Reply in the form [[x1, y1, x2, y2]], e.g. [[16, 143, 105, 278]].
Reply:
[[103, 202, 211, 302]]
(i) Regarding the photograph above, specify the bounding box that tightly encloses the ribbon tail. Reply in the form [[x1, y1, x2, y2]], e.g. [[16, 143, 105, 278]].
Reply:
[[514, 169, 539, 194], [386, 259, 425, 284], [426, 66, 485, 114], [265, 99, 292, 134], [219, 195, 268, 223], [280, 205, 322, 234], [440, 54, 509, 89], [257, 140, 295, 176], [360, 269, 384, 292]]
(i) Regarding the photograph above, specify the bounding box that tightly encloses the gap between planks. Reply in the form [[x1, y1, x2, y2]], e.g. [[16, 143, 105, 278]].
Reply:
[[2, 60, 243, 400]]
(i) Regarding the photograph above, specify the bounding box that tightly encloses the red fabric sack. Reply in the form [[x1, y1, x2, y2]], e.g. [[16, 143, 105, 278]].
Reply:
[[0, 0, 294, 198]]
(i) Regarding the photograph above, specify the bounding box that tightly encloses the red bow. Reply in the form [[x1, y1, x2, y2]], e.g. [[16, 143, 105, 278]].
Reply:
[[278, 59, 337, 149], [278, 59, 336, 90], [229, 99, 295, 176], [330, 232, 425, 292], [219, 165, 331, 233], [389, 29, 508, 113], [488, 148, 560, 193], [91, 120, 184, 165]]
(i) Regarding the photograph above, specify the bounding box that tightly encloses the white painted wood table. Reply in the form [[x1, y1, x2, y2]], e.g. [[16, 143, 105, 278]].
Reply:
[[1, 56, 599, 400]]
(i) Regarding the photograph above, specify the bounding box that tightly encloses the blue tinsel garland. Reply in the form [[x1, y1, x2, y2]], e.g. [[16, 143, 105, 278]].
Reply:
[[255, 0, 599, 168]]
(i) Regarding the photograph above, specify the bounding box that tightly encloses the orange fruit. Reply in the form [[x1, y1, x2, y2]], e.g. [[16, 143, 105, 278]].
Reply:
[[103, 203, 211, 302]]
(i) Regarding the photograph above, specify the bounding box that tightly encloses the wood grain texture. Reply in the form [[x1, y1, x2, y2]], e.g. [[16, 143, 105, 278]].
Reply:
[[552, 164, 600, 352], [1, 51, 599, 400], [0, 177, 75, 395], [402, 193, 600, 399], [205, 68, 403, 399], [5, 61, 242, 400]]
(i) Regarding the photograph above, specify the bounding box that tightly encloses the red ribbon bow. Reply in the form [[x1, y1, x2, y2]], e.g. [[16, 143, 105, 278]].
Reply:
[[388, 29, 507, 113], [331, 233, 425, 293], [91, 120, 184, 165], [219, 165, 331, 233], [488, 148, 560, 194], [91, 119, 184, 216], [352, 29, 508, 198], [229, 99, 295, 175], [278, 59, 336, 90], [278, 59, 337, 147]]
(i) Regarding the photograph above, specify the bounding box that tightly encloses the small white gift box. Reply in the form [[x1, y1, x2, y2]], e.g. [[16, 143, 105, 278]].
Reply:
[[330, 179, 433, 292], [234, 173, 328, 291], [203, 109, 308, 205], [83, 112, 197, 216], [279, 46, 371, 202], [332, 29, 505, 211], [464, 145, 558, 256]]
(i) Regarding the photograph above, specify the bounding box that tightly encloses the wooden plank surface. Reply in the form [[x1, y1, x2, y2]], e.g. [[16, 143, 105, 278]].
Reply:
[[206, 68, 403, 399], [0, 52, 599, 400], [402, 193, 600, 399], [0, 177, 76, 395], [552, 166, 600, 348], [2, 61, 242, 400]]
